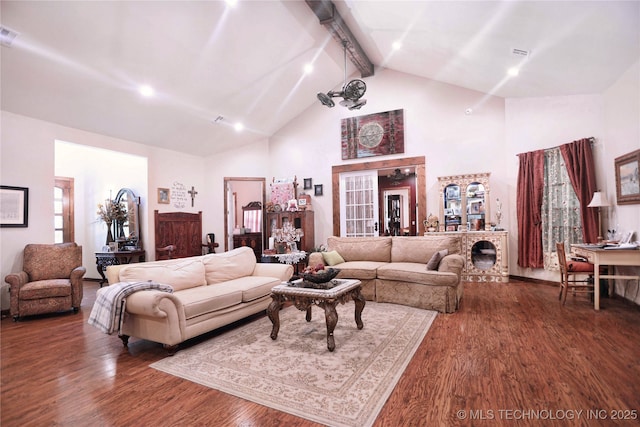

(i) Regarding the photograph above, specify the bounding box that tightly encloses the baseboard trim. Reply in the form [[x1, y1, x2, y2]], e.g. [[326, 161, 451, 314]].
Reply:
[[509, 275, 557, 287]]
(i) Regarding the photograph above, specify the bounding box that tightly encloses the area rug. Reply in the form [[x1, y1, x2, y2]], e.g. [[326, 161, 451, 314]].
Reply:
[[151, 302, 437, 427]]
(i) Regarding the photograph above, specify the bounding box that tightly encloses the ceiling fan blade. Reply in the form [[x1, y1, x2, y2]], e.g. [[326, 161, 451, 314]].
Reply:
[[317, 92, 335, 108]]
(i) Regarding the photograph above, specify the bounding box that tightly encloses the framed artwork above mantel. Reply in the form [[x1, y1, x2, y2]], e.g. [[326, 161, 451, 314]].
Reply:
[[615, 149, 640, 205], [341, 109, 405, 160]]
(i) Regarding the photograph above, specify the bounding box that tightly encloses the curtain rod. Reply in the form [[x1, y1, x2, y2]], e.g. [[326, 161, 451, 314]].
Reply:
[[516, 137, 595, 157]]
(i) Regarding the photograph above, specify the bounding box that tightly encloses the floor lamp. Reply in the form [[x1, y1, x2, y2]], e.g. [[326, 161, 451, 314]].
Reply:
[[587, 191, 610, 242]]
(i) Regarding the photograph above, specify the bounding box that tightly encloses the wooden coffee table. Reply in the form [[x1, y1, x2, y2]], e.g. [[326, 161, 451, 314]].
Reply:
[[267, 279, 365, 351]]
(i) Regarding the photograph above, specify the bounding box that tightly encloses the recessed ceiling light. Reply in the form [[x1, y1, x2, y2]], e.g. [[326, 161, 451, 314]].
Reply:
[[138, 85, 155, 97], [392, 41, 402, 50], [507, 67, 519, 77], [303, 63, 313, 74], [225, 0, 238, 7], [234, 122, 244, 132]]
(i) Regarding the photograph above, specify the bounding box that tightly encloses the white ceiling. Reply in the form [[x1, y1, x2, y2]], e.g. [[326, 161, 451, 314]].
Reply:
[[1, 1, 638, 157]]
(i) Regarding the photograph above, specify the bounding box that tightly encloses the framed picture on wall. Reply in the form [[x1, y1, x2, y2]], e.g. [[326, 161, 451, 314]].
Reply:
[[158, 188, 170, 204], [303, 178, 312, 190], [314, 184, 323, 196], [0, 185, 29, 227], [615, 149, 640, 205]]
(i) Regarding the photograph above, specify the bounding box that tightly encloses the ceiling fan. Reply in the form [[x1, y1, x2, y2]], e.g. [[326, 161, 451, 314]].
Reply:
[[317, 41, 367, 110]]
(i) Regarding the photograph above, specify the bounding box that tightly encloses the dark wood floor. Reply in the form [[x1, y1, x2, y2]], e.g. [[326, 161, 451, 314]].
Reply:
[[2, 279, 639, 426]]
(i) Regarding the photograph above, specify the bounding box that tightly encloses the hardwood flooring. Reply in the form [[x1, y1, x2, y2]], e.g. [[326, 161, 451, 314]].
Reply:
[[2, 279, 639, 426]]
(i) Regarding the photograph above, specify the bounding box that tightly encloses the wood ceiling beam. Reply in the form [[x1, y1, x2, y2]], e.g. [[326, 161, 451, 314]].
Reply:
[[305, 0, 374, 78]]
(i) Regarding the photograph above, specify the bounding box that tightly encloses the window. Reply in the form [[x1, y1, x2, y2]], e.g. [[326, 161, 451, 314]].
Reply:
[[54, 177, 74, 243], [542, 148, 582, 270]]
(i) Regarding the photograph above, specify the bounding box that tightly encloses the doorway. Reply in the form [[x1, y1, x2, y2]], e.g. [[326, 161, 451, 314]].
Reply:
[[54, 177, 74, 243], [223, 177, 266, 252], [331, 156, 426, 236]]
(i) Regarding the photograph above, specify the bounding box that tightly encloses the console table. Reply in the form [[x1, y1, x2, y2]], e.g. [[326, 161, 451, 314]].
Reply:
[[95, 250, 145, 286]]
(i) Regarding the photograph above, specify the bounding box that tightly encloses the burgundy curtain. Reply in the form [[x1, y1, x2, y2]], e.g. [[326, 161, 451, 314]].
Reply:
[[559, 138, 598, 243], [517, 150, 545, 268]]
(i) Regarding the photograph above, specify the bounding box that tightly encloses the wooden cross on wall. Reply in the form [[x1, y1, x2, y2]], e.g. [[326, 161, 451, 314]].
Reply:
[[188, 186, 198, 207]]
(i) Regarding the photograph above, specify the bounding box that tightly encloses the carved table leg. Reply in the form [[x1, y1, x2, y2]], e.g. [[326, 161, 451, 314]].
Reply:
[[267, 295, 283, 340], [96, 258, 107, 286], [323, 301, 338, 352], [352, 288, 366, 330]]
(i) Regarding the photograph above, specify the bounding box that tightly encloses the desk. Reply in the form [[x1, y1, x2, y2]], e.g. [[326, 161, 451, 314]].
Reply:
[[95, 250, 146, 286], [571, 245, 640, 310]]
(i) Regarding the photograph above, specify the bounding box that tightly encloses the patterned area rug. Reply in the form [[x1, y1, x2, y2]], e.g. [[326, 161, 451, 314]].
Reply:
[[151, 302, 437, 427]]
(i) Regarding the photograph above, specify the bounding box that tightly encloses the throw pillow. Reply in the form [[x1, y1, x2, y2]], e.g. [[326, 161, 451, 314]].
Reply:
[[322, 250, 345, 266], [426, 249, 449, 271]]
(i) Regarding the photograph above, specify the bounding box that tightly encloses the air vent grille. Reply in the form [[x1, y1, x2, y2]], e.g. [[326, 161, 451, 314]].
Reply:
[[512, 48, 530, 58], [0, 26, 19, 47]]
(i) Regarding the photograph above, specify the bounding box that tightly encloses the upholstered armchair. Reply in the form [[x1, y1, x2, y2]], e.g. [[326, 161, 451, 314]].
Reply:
[[5, 243, 86, 321]]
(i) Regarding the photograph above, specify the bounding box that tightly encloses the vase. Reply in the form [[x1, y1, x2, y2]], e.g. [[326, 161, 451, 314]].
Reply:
[[105, 222, 114, 245]]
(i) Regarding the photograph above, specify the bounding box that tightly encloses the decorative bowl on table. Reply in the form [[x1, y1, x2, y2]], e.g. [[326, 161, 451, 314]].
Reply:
[[301, 268, 340, 289], [301, 268, 340, 284]]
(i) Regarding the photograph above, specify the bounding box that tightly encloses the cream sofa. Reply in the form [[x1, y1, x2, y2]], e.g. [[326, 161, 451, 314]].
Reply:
[[105, 246, 293, 354], [308, 235, 465, 313]]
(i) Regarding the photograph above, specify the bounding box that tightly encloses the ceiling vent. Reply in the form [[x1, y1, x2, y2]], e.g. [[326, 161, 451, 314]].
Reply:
[[0, 26, 19, 47], [512, 48, 530, 58]]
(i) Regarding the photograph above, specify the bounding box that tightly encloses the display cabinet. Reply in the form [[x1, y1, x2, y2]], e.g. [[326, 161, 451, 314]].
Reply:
[[266, 210, 315, 253], [424, 230, 509, 282], [438, 173, 491, 231]]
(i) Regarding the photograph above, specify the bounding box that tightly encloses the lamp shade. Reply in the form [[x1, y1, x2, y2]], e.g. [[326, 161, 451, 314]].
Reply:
[[587, 191, 610, 208]]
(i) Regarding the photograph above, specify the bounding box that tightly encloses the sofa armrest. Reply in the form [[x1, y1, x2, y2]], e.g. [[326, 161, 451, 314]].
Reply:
[[308, 252, 325, 268], [4, 271, 28, 289], [252, 263, 294, 282], [70, 266, 86, 307], [124, 290, 181, 318], [105, 264, 128, 285], [438, 254, 465, 277], [5, 271, 28, 315]]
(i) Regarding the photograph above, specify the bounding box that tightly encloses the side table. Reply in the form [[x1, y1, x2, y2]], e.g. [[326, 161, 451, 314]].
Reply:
[[263, 251, 307, 276], [95, 249, 146, 286]]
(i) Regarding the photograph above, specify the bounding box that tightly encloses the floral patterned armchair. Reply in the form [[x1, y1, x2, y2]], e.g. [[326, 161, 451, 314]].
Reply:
[[4, 243, 86, 321]]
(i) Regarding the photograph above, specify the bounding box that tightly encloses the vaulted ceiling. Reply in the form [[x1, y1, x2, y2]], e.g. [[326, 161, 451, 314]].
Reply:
[[1, 1, 638, 156]]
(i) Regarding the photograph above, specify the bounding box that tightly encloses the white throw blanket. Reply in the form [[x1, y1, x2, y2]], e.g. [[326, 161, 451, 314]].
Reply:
[[88, 281, 174, 335]]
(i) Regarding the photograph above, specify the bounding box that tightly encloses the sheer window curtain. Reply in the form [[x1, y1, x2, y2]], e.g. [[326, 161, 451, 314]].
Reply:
[[542, 148, 582, 270]]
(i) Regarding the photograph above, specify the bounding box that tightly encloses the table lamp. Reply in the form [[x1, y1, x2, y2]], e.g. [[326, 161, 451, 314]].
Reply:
[[587, 191, 610, 242]]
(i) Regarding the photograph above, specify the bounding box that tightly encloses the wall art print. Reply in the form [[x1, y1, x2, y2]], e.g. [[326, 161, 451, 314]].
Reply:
[[615, 148, 640, 205], [0, 185, 28, 227], [341, 109, 404, 160]]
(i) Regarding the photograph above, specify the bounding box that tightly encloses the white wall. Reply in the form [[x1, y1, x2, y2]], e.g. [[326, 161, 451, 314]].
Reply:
[[268, 68, 507, 246], [603, 59, 640, 303], [55, 140, 148, 280], [1, 111, 206, 308], [2, 60, 638, 308], [505, 93, 605, 282], [503, 59, 640, 302]]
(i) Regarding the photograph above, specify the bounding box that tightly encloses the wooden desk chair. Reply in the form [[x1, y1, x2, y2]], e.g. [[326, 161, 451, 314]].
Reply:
[[556, 242, 594, 305]]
